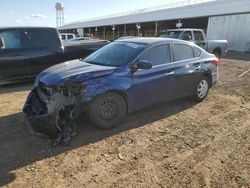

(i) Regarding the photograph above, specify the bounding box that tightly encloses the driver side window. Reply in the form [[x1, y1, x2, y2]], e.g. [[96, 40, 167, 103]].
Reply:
[[139, 44, 171, 66], [0, 30, 21, 49], [182, 31, 192, 41]]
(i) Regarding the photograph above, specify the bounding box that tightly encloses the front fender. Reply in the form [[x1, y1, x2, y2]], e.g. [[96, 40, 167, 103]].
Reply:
[[81, 75, 133, 105]]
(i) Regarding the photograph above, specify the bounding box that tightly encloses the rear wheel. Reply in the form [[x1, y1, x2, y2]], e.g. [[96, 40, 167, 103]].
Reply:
[[89, 92, 127, 130], [192, 78, 210, 102]]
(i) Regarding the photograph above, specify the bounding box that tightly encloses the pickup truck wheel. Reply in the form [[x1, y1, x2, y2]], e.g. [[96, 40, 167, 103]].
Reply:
[[213, 50, 221, 60], [89, 92, 127, 130], [192, 78, 209, 102]]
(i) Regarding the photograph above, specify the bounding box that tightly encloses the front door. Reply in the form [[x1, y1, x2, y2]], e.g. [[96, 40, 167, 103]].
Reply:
[[131, 44, 176, 111], [0, 29, 28, 82]]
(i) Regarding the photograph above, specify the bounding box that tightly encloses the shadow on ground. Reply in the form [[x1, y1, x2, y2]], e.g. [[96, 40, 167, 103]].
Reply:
[[0, 81, 33, 94], [0, 98, 196, 186], [224, 51, 250, 61]]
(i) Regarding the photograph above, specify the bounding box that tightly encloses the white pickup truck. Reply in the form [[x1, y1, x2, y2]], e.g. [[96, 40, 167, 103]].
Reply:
[[60, 33, 76, 41], [160, 29, 228, 59]]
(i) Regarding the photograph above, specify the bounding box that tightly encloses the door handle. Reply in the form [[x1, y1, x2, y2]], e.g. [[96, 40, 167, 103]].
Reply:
[[165, 71, 175, 76], [195, 66, 201, 70], [194, 63, 201, 70]]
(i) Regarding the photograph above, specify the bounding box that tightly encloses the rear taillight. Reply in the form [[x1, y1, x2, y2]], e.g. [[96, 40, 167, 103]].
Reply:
[[213, 58, 220, 66]]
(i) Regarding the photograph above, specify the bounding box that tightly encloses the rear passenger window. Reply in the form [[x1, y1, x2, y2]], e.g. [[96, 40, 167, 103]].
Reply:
[[67, 35, 74, 40], [140, 44, 171, 66], [0, 30, 21, 49], [193, 47, 202, 57], [194, 31, 204, 41], [173, 44, 194, 61], [22, 29, 60, 49]]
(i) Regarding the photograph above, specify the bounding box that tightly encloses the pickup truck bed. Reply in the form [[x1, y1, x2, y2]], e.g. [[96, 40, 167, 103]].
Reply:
[[0, 27, 109, 85], [160, 29, 228, 58], [63, 40, 109, 61]]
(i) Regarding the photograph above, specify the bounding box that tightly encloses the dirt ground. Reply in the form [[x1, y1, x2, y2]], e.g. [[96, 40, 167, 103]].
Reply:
[[0, 57, 249, 188]]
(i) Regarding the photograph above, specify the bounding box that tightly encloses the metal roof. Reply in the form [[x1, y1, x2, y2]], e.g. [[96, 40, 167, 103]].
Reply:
[[59, 0, 250, 30]]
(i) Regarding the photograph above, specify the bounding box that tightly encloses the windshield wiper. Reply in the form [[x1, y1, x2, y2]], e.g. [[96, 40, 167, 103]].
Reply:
[[84, 60, 114, 67]]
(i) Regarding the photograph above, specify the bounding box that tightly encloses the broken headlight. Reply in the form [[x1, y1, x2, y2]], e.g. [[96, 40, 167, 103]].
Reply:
[[58, 80, 85, 97], [37, 80, 84, 98], [37, 81, 56, 96], [58, 86, 69, 97]]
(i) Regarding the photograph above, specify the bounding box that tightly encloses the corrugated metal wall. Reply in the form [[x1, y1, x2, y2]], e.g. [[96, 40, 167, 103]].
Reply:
[[207, 14, 250, 52]]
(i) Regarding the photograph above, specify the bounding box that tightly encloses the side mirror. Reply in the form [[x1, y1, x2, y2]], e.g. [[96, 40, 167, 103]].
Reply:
[[0, 37, 5, 50], [132, 60, 152, 71]]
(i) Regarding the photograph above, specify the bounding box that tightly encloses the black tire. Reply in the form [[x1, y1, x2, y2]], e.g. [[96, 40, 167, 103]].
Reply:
[[89, 92, 127, 130], [192, 77, 210, 102], [213, 50, 221, 60]]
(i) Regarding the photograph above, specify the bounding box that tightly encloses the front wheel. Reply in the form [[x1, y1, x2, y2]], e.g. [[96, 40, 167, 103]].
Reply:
[[88, 92, 127, 130], [192, 78, 210, 102]]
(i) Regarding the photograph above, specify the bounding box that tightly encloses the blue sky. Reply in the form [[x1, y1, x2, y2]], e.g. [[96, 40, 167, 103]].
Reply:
[[0, 0, 182, 27]]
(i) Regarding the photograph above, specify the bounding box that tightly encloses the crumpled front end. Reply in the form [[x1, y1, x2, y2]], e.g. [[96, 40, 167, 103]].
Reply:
[[23, 80, 84, 146]]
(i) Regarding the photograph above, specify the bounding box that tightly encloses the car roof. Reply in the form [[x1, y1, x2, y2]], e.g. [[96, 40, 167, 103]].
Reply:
[[117, 37, 190, 45]]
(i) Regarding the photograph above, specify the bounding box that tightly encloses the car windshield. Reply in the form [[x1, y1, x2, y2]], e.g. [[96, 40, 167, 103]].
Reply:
[[160, 31, 182, 38], [82, 42, 146, 67]]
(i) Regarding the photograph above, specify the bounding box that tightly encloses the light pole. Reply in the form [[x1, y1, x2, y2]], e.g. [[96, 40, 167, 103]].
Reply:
[[136, 23, 141, 36]]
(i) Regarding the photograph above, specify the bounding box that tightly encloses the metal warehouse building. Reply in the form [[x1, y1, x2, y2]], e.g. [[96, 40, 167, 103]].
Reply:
[[58, 0, 250, 52]]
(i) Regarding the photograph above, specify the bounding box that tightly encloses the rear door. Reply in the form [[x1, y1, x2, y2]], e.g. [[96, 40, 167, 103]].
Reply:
[[0, 29, 29, 81], [193, 30, 206, 49], [21, 28, 64, 76], [131, 43, 176, 110], [172, 43, 202, 98]]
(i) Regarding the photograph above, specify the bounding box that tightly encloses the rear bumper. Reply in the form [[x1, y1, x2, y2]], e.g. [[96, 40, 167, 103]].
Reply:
[[23, 88, 58, 138]]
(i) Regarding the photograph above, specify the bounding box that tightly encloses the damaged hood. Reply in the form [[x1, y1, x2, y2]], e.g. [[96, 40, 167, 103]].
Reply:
[[37, 59, 116, 86]]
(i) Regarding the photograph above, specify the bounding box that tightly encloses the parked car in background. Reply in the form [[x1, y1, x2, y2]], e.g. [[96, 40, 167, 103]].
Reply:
[[0, 27, 110, 85], [60, 33, 76, 41], [160, 29, 228, 59], [68, 37, 99, 41], [23, 37, 220, 145]]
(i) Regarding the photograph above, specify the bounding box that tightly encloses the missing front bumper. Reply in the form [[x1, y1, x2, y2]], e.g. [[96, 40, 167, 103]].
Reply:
[[23, 85, 84, 146], [23, 88, 58, 138]]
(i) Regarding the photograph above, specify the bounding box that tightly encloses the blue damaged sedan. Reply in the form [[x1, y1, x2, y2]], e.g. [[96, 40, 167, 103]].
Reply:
[[23, 37, 219, 145]]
